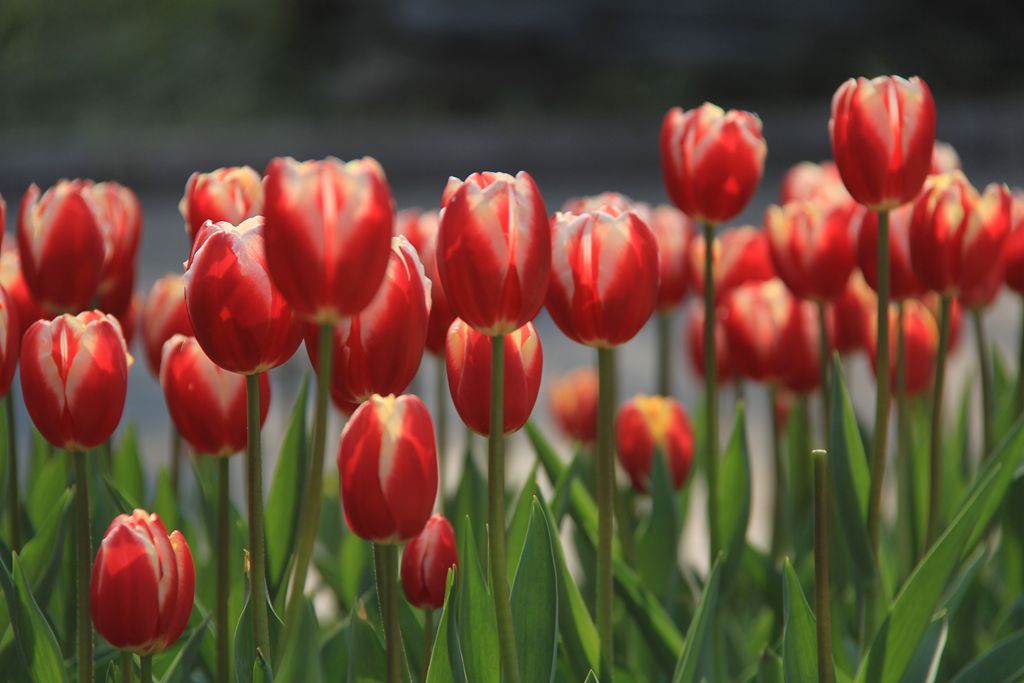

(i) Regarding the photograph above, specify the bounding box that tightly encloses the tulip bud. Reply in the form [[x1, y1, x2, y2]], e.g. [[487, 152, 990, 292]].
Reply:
[[437, 171, 550, 336], [857, 205, 925, 300], [830, 271, 875, 354], [1003, 191, 1024, 295], [179, 166, 263, 244], [446, 319, 542, 436], [650, 205, 694, 310], [20, 311, 130, 450], [661, 103, 767, 224], [930, 141, 962, 175], [401, 514, 458, 610], [304, 235, 430, 411], [868, 300, 938, 396], [161, 335, 270, 456], [549, 367, 599, 445], [184, 217, 302, 374], [721, 280, 790, 383], [765, 200, 858, 302], [0, 285, 19, 397], [615, 395, 695, 493], [90, 509, 195, 654], [264, 157, 395, 322], [830, 75, 936, 210], [140, 274, 193, 376], [688, 226, 775, 302], [397, 210, 455, 357], [18, 180, 106, 312], [775, 296, 827, 394], [90, 182, 142, 321], [780, 161, 851, 207], [0, 244, 42, 344], [685, 303, 733, 383], [338, 394, 438, 543]]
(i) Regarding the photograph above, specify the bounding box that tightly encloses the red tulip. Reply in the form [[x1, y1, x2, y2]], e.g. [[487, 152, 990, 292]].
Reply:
[[184, 217, 302, 374], [685, 303, 733, 383], [650, 205, 694, 310], [304, 235, 430, 411], [161, 335, 270, 456], [18, 180, 106, 312], [92, 182, 142, 320], [909, 171, 1012, 302], [830, 75, 936, 210], [830, 271, 875, 354], [400, 514, 459, 610], [561, 192, 646, 219], [922, 292, 964, 351], [338, 394, 438, 543], [0, 244, 44, 342], [660, 103, 767, 224], [0, 285, 19, 397], [446, 319, 542, 436], [930, 141, 961, 175], [179, 166, 263, 244], [1004, 190, 1024, 295], [688, 226, 775, 302], [437, 171, 550, 336], [721, 279, 789, 382], [263, 156, 394, 322], [775, 296, 827, 394], [857, 205, 925, 300], [868, 300, 938, 396], [615, 395, 694, 493], [140, 274, 193, 376], [397, 209, 455, 356], [90, 509, 195, 654], [20, 311, 130, 449], [549, 367, 599, 445], [780, 161, 851, 207], [547, 209, 659, 347], [766, 200, 859, 301]]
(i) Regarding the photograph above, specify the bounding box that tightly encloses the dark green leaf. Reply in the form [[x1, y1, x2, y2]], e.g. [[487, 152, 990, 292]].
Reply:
[[452, 446, 487, 560], [153, 467, 179, 533], [636, 449, 680, 597], [276, 599, 322, 683], [758, 650, 784, 683], [348, 597, 387, 683], [671, 559, 721, 683], [113, 426, 145, 506], [511, 498, 559, 683], [715, 404, 750, 579], [159, 618, 212, 683], [27, 455, 66, 530], [0, 553, 66, 683], [456, 516, 499, 683], [898, 615, 946, 683], [949, 628, 1024, 683], [506, 461, 539, 583], [782, 559, 817, 683], [426, 568, 468, 683]]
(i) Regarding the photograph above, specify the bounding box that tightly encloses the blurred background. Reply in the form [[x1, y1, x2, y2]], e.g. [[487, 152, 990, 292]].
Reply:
[[1, 0, 1023, 568]]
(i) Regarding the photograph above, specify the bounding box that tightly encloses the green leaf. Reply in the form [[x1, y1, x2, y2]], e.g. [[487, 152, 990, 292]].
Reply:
[[550, 446, 585, 524], [347, 597, 388, 682], [715, 404, 750, 578], [426, 568, 468, 683], [898, 614, 947, 683], [319, 621, 349, 680], [0, 554, 66, 683], [506, 461, 539, 583], [855, 417, 1024, 683], [781, 559, 817, 683], [636, 449, 680, 597], [102, 473, 138, 514], [159, 618, 212, 683], [27, 455, 66, 530], [153, 467, 179, 533], [671, 558, 721, 683], [265, 374, 309, 598], [234, 585, 283, 683], [276, 599, 323, 683], [585, 672, 599, 683], [949, 628, 1024, 683], [452, 446, 487, 560], [456, 516, 499, 683], [758, 650, 784, 683], [511, 498, 559, 683], [113, 426, 145, 506]]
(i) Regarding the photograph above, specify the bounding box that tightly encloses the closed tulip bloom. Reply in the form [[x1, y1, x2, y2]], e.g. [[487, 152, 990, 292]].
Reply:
[[547, 209, 659, 347], [179, 166, 264, 244], [20, 311, 130, 449], [766, 200, 859, 301], [90, 510, 195, 654], [304, 236, 430, 411], [686, 303, 733, 383], [338, 394, 438, 543], [264, 156, 394, 322], [831, 271, 875, 353], [909, 172, 1012, 299], [91, 182, 142, 320], [0, 244, 44, 341], [775, 296, 827, 394], [18, 180, 106, 312], [561, 192, 647, 220], [780, 161, 852, 207], [858, 205, 924, 300], [922, 292, 963, 351], [401, 514, 459, 610], [650, 205, 694, 310], [397, 209, 455, 356], [437, 171, 550, 336], [446, 319, 542, 436], [161, 335, 270, 456], [930, 141, 962, 175], [661, 103, 767, 224], [1004, 191, 1024, 294], [869, 300, 938, 396], [615, 395, 695, 493], [688, 226, 775, 302], [140, 274, 193, 376], [549, 367, 599, 445], [830, 76, 936, 210], [721, 279, 789, 382], [0, 286, 19, 397], [184, 217, 302, 374]]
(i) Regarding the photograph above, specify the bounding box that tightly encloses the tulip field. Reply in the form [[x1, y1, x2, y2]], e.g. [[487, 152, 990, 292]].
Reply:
[[4, 74, 1024, 683]]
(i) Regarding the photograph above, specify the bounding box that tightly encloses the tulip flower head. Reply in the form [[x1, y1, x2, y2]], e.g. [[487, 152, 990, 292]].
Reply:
[[930, 141, 962, 175], [775, 295, 828, 394], [858, 204, 925, 300], [615, 395, 695, 493], [437, 171, 550, 336], [401, 513, 459, 610], [140, 274, 193, 376], [263, 156, 395, 322], [650, 204, 694, 310], [561, 192, 648, 220], [90, 181, 142, 321], [766, 199, 859, 302], [869, 300, 938, 396], [179, 166, 264, 244], [686, 303, 733, 383], [20, 310, 131, 450], [660, 102, 767, 224], [830, 270, 875, 354], [721, 279, 790, 383], [688, 226, 775, 302], [549, 367, 599, 445], [337, 394, 438, 544], [780, 161, 852, 207], [1003, 190, 1024, 295], [830, 75, 936, 210], [0, 285, 19, 397], [161, 335, 270, 456], [184, 216, 302, 374], [547, 208, 659, 347], [397, 209, 455, 357], [90, 509, 195, 654], [0, 245, 44, 341]]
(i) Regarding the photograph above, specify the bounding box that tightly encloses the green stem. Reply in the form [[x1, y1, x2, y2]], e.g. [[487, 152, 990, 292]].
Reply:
[[770, 385, 787, 561], [1016, 298, 1024, 416], [374, 543, 402, 683], [171, 428, 183, 498], [488, 335, 520, 683], [121, 651, 133, 683], [140, 654, 152, 683], [282, 323, 333, 653], [421, 608, 434, 683], [866, 209, 891, 562], [5, 393, 20, 552], [703, 220, 720, 566], [245, 373, 272, 667], [596, 346, 615, 679], [657, 310, 671, 397], [895, 301, 915, 565], [217, 458, 230, 683], [973, 309, 994, 459], [74, 451, 93, 683], [436, 355, 447, 514], [813, 450, 833, 683], [925, 295, 952, 550], [816, 300, 831, 446]]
